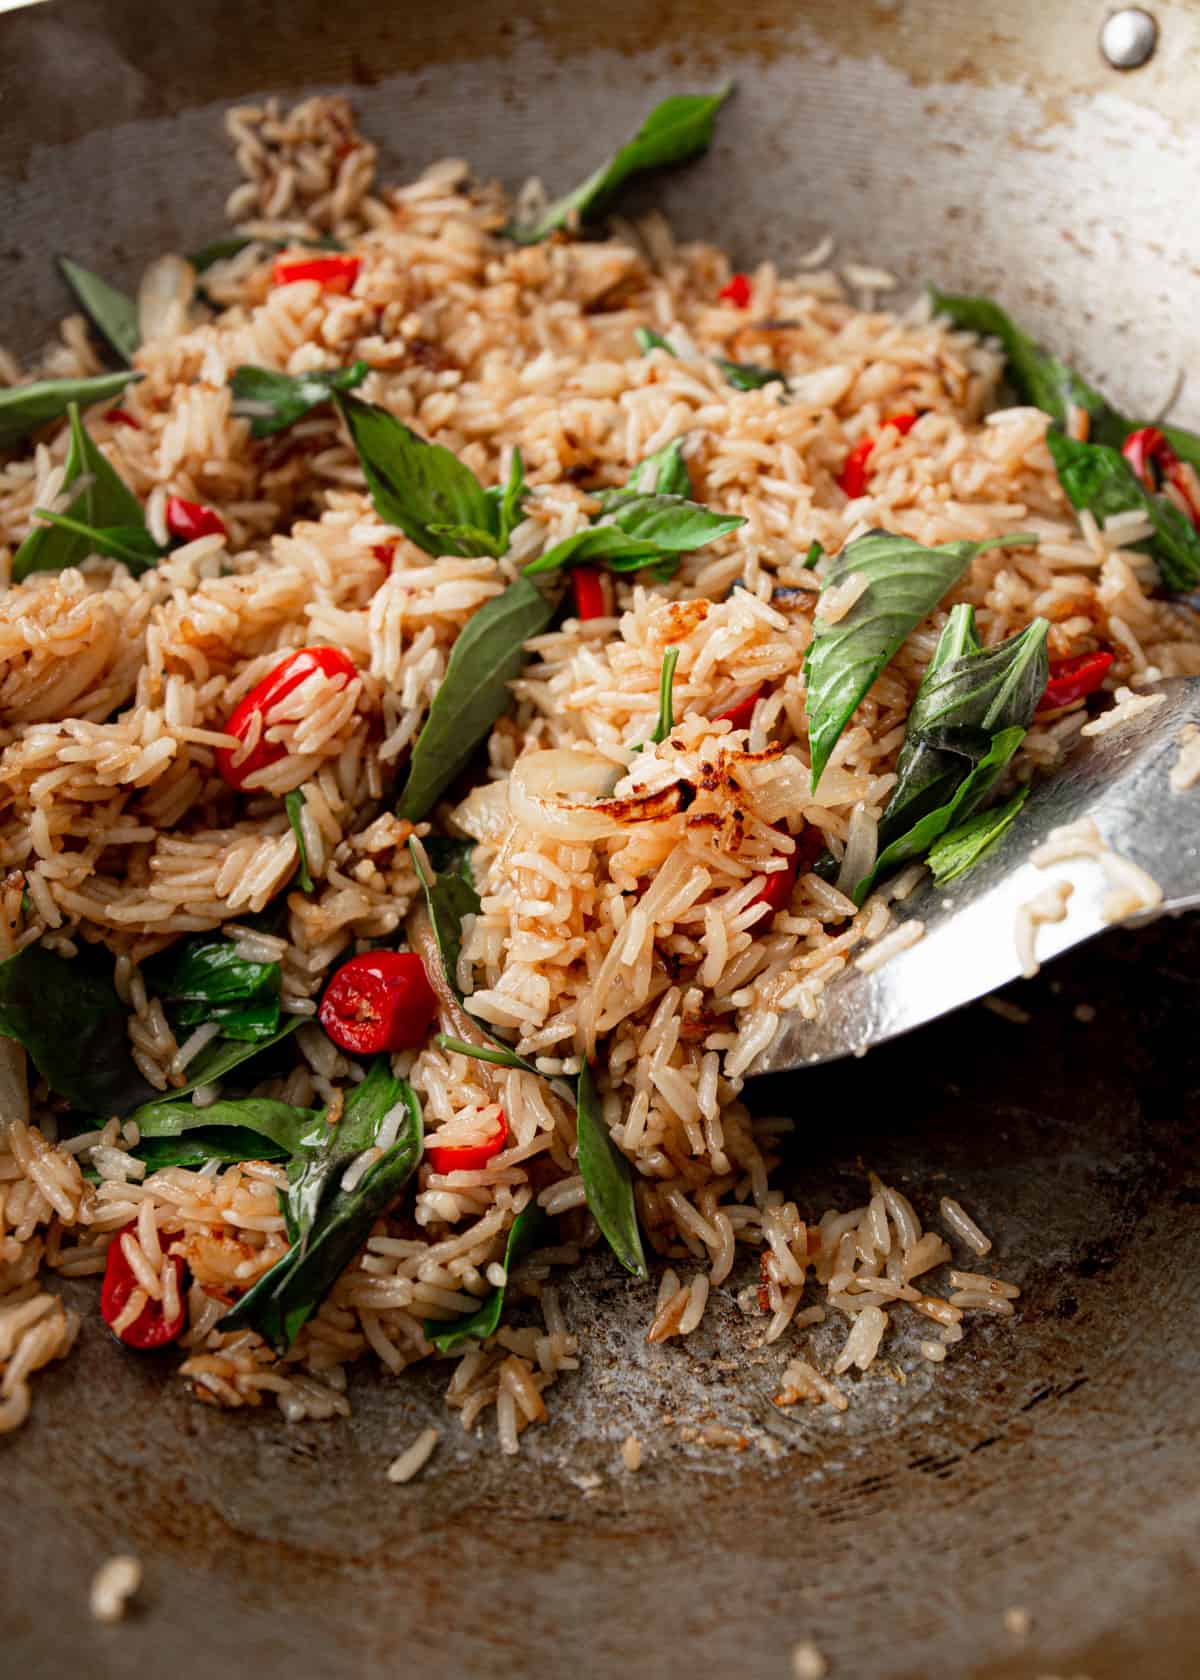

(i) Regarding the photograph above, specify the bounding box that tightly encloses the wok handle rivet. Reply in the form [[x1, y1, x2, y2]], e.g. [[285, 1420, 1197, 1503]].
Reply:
[[1100, 8, 1158, 69]]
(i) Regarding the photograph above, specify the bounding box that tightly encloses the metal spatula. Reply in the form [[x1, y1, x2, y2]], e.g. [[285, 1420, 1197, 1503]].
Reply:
[[748, 676, 1200, 1075]]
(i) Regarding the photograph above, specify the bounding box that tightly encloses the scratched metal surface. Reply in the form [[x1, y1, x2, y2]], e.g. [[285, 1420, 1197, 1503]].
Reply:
[[2, 3, 1200, 1675]]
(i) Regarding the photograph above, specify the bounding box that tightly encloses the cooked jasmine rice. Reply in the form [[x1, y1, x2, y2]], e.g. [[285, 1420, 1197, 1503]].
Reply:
[[1, 93, 1199, 1444]]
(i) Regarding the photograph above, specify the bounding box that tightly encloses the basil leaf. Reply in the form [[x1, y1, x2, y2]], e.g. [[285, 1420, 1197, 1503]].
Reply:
[[128, 1095, 325, 1160], [13, 403, 148, 582], [0, 943, 155, 1117], [0, 370, 139, 453], [650, 647, 679, 744], [421, 835, 475, 885], [596, 436, 691, 507], [524, 492, 743, 579], [285, 789, 314, 894], [23, 511, 164, 570], [928, 287, 1127, 447], [485, 447, 528, 550], [337, 392, 502, 557], [1046, 430, 1200, 592], [143, 934, 282, 1044], [231, 361, 368, 438], [715, 357, 786, 391], [283, 1059, 406, 1249], [411, 843, 541, 1074], [399, 575, 556, 819], [853, 608, 1049, 900], [162, 1017, 302, 1104], [576, 1059, 647, 1278], [635, 327, 676, 355], [425, 1202, 551, 1352], [928, 787, 1029, 887], [219, 1071, 422, 1352], [59, 258, 140, 364], [804, 529, 1034, 791], [426, 521, 505, 558], [505, 87, 731, 244], [435, 1034, 528, 1070], [129, 1131, 290, 1173]]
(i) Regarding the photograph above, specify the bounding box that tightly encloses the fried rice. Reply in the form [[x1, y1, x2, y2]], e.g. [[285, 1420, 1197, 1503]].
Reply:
[[2, 93, 1198, 1444]]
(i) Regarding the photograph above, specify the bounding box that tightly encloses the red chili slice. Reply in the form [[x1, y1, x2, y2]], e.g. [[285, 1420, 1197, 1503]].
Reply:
[[571, 567, 611, 621], [318, 951, 438, 1055], [712, 688, 763, 732], [426, 1109, 508, 1175], [104, 408, 142, 430], [1039, 649, 1115, 713], [166, 495, 227, 544], [838, 411, 919, 498], [216, 645, 359, 790], [372, 542, 397, 572], [1122, 426, 1200, 530], [271, 253, 362, 295], [100, 1221, 188, 1349], [718, 273, 752, 308]]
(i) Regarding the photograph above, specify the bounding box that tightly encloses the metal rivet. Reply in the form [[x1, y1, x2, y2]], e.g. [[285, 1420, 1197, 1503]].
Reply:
[[1100, 8, 1158, 70]]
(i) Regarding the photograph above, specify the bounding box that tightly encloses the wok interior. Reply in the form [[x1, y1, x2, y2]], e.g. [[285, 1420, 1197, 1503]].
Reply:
[[3, 2, 1199, 1675]]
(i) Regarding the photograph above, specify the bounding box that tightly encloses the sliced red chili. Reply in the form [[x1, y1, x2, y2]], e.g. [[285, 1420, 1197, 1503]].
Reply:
[[100, 1221, 187, 1349], [216, 645, 359, 790], [712, 688, 763, 732], [571, 567, 611, 621], [166, 495, 227, 544], [104, 407, 142, 430], [271, 253, 362, 295], [426, 1109, 508, 1175], [838, 411, 919, 497], [318, 951, 438, 1055], [718, 272, 752, 309], [1122, 426, 1200, 530], [748, 825, 804, 921], [371, 542, 397, 571], [1039, 649, 1115, 713]]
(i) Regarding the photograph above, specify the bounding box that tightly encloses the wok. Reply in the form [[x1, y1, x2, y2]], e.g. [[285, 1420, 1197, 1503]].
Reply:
[[3, 2, 1199, 1675]]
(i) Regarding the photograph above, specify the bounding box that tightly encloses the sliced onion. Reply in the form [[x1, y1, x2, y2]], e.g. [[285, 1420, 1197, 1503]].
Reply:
[[507, 749, 629, 842], [0, 1038, 29, 1129], [835, 801, 878, 898], [138, 254, 196, 344]]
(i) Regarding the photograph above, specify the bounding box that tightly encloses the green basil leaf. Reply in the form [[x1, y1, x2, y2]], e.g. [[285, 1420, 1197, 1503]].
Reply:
[[1046, 430, 1200, 592], [162, 1017, 302, 1104], [859, 724, 1027, 901], [522, 524, 667, 578], [0, 371, 140, 455], [485, 447, 528, 550], [597, 436, 692, 507], [927, 287, 1127, 446], [803, 529, 1035, 791], [0, 943, 155, 1117], [129, 1095, 325, 1159], [411, 843, 541, 1074], [284, 1059, 409, 1249], [173, 997, 282, 1043], [190, 235, 259, 272], [421, 835, 476, 885], [399, 575, 556, 819], [231, 361, 368, 438], [524, 492, 742, 579], [59, 258, 140, 364], [435, 1034, 528, 1070], [576, 1059, 646, 1278], [285, 789, 314, 894], [928, 787, 1029, 887], [23, 511, 164, 570], [127, 1131, 290, 1173], [424, 1202, 551, 1352], [219, 1071, 422, 1352], [505, 87, 731, 244], [13, 403, 148, 582], [337, 392, 500, 557], [649, 647, 679, 744], [635, 326, 676, 355], [715, 357, 786, 391], [143, 935, 280, 1009], [426, 521, 506, 558]]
